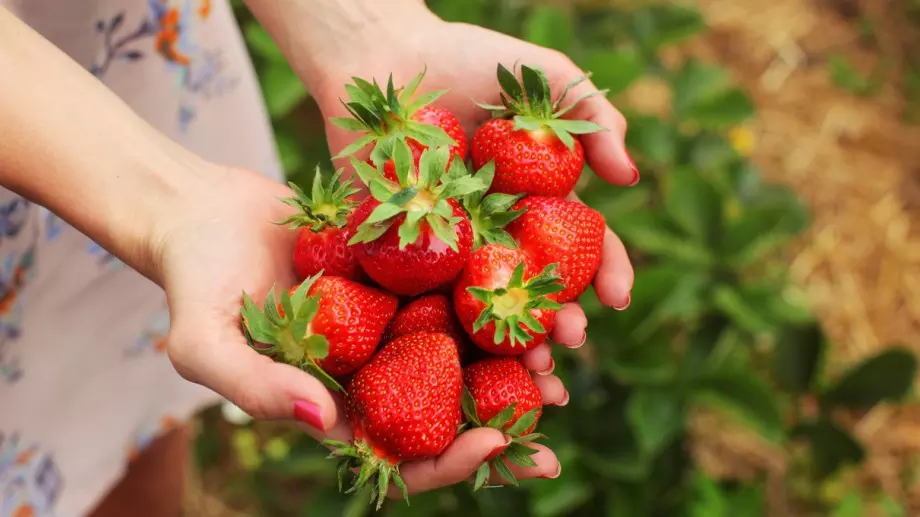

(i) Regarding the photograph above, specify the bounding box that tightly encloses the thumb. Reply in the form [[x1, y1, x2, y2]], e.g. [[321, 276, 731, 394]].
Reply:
[[165, 304, 342, 438]]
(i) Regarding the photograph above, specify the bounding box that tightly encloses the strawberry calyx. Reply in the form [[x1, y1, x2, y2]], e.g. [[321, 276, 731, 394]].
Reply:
[[461, 387, 545, 490], [240, 272, 344, 392], [323, 438, 409, 511], [276, 167, 360, 232], [330, 67, 458, 166], [476, 63, 608, 151], [348, 141, 486, 252], [467, 262, 565, 348], [460, 160, 526, 250]]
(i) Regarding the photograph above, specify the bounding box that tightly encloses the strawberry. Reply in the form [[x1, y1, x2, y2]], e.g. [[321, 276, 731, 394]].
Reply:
[[453, 244, 564, 355], [506, 196, 605, 303], [324, 332, 463, 509], [330, 69, 467, 181], [346, 143, 485, 296], [277, 168, 363, 281], [385, 294, 471, 363], [240, 273, 398, 390], [462, 356, 545, 489], [471, 64, 607, 198]]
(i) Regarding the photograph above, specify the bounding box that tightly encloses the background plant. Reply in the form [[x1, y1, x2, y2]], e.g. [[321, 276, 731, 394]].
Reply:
[[200, 2, 919, 515]]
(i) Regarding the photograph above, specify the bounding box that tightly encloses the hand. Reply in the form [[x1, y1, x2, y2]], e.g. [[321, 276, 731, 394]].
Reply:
[[157, 165, 569, 494]]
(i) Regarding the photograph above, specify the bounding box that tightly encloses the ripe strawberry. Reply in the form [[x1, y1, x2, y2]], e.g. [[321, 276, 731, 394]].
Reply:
[[507, 196, 605, 303], [453, 244, 564, 355], [330, 69, 467, 180], [324, 332, 463, 509], [277, 168, 363, 281], [240, 273, 398, 390], [347, 143, 485, 296], [462, 356, 545, 489], [471, 64, 607, 198], [385, 294, 471, 363]]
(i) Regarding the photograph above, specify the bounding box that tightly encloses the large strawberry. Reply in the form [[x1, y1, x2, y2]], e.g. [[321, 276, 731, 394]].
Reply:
[[324, 332, 463, 509], [506, 196, 605, 303], [453, 244, 564, 355], [385, 294, 471, 363], [277, 168, 363, 281], [462, 356, 545, 490], [330, 68, 467, 181], [471, 63, 607, 198], [347, 143, 485, 296], [240, 273, 398, 390]]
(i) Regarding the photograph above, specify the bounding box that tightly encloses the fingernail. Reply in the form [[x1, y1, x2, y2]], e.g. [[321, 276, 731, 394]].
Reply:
[[557, 390, 570, 407], [540, 463, 562, 480], [571, 331, 587, 349], [626, 153, 640, 186], [293, 400, 325, 432], [485, 435, 513, 461], [614, 292, 631, 311], [536, 358, 555, 376]]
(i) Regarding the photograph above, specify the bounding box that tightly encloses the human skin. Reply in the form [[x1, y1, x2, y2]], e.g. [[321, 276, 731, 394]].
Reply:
[[0, 0, 634, 503]]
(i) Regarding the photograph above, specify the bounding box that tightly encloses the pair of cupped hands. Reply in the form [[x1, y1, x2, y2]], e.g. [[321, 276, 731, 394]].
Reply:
[[158, 11, 635, 497]]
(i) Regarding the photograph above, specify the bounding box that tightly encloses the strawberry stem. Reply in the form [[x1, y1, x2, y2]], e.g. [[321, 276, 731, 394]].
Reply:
[[276, 167, 360, 232], [467, 262, 565, 348], [477, 63, 609, 151], [347, 142, 486, 252], [324, 438, 409, 510], [460, 161, 525, 250]]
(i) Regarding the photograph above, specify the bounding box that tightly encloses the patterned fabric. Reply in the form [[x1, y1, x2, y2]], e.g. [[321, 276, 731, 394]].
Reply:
[[0, 1, 283, 515]]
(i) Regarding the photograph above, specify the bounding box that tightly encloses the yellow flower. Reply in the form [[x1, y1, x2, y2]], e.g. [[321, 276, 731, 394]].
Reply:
[[728, 126, 756, 156]]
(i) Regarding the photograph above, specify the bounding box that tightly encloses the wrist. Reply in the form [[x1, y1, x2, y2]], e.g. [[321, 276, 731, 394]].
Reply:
[[244, 0, 440, 106]]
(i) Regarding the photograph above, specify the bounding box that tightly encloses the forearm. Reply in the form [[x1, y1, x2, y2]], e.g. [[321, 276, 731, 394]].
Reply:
[[241, 0, 433, 101], [0, 8, 209, 284]]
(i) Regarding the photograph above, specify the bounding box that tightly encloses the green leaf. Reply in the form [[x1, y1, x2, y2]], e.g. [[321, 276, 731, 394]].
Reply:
[[521, 65, 549, 108], [522, 5, 574, 51], [486, 403, 517, 430], [687, 471, 727, 517], [711, 285, 776, 334], [605, 336, 676, 385], [626, 388, 686, 456], [506, 408, 540, 436], [261, 63, 308, 118], [624, 115, 677, 165], [529, 478, 593, 517], [244, 23, 286, 63], [831, 493, 865, 517], [497, 63, 525, 102], [303, 334, 329, 359], [632, 3, 705, 49], [663, 169, 722, 244], [671, 59, 727, 118], [577, 48, 645, 96], [693, 369, 784, 441], [364, 202, 404, 225], [773, 323, 824, 394], [685, 88, 756, 128], [723, 188, 810, 266], [820, 348, 917, 410], [614, 212, 712, 266], [792, 419, 865, 477]]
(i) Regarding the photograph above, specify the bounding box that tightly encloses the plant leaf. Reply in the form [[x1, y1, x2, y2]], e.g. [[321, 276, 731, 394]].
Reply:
[[821, 348, 917, 410], [626, 387, 686, 456]]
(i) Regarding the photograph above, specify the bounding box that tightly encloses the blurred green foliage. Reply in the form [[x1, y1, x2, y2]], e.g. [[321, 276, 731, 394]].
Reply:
[[211, 1, 918, 516]]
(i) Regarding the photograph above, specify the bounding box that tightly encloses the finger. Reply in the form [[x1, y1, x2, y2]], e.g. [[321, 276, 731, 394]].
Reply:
[[521, 341, 554, 374], [593, 228, 633, 309], [551, 303, 587, 348], [166, 304, 347, 442], [550, 62, 637, 186], [489, 443, 560, 484], [392, 427, 508, 497], [531, 373, 567, 406]]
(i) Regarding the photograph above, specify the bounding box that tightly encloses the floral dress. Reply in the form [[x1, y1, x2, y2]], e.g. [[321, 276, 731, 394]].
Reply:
[[0, 1, 283, 515]]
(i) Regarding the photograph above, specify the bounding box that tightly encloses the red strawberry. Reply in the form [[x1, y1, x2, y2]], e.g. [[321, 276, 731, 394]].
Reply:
[[462, 356, 545, 489], [277, 169, 363, 281], [471, 64, 606, 198], [240, 273, 398, 390], [325, 332, 463, 509], [453, 244, 564, 355], [346, 143, 485, 296], [330, 69, 467, 179], [385, 294, 471, 363], [507, 196, 605, 303]]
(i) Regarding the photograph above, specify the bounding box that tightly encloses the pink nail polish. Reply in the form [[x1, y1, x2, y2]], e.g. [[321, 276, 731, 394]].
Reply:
[[558, 390, 570, 407], [536, 358, 555, 376], [614, 292, 631, 311], [571, 332, 587, 349], [540, 463, 562, 480], [485, 435, 512, 461], [626, 153, 640, 186], [293, 400, 325, 432]]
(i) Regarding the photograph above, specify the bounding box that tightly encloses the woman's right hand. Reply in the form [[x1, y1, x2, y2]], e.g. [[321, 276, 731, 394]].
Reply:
[[156, 164, 567, 493]]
